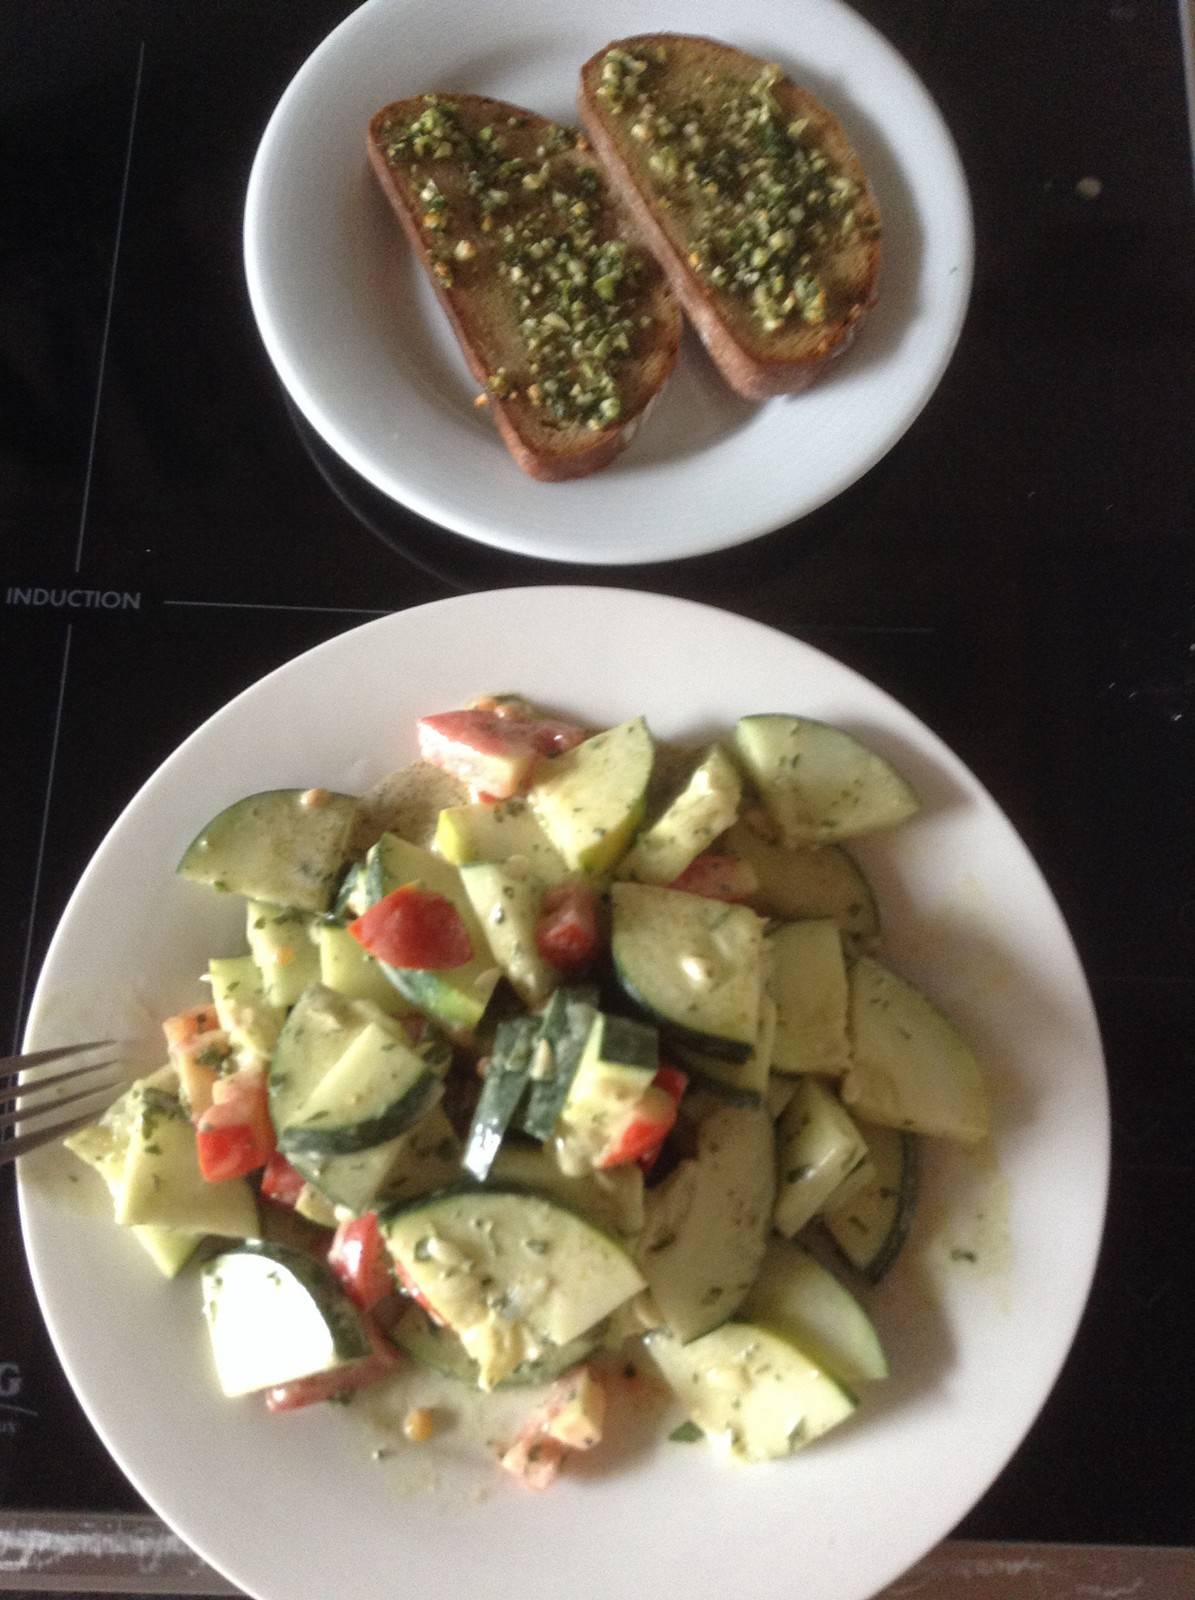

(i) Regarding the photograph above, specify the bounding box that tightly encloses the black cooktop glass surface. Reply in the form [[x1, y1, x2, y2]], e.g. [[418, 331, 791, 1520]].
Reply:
[[3, 0, 1194, 1553]]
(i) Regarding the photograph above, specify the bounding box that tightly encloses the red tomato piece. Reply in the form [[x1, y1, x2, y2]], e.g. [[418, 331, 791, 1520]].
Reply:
[[349, 884, 473, 970], [264, 1322, 399, 1414], [195, 1068, 275, 1182], [328, 1213, 394, 1314], [668, 852, 758, 902], [260, 1152, 308, 1208], [417, 710, 543, 799], [535, 881, 600, 974], [161, 1003, 219, 1049]]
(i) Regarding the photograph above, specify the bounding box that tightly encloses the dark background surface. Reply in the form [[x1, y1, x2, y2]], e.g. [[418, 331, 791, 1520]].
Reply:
[[2, 0, 1193, 1552]]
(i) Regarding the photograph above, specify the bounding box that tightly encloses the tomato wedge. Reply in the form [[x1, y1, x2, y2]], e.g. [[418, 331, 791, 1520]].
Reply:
[[327, 1212, 393, 1313], [417, 708, 588, 799], [668, 851, 758, 902], [535, 881, 601, 974], [195, 1067, 275, 1182], [260, 1151, 308, 1208], [349, 884, 473, 970]]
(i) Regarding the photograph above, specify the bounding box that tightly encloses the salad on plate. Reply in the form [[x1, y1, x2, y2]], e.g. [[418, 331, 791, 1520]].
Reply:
[[63, 693, 989, 1489]]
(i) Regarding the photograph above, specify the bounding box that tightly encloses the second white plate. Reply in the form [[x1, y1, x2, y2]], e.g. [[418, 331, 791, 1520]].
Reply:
[[244, 0, 973, 564]]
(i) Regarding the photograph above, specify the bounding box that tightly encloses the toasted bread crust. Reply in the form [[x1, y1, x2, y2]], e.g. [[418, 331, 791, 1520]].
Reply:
[[578, 36, 881, 400], [367, 94, 680, 481]]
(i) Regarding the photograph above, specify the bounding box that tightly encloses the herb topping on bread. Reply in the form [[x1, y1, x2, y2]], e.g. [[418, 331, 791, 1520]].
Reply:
[[578, 36, 881, 399], [368, 93, 681, 480]]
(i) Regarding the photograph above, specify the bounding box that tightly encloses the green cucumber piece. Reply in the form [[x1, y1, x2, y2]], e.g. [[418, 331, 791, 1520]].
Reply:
[[722, 821, 879, 940], [364, 833, 501, 1033], [246, 902, 320, 1009], [519, 987, 599, 1141], [208, 955, 283, 1062], [294, 1104, 461, 1216], [201, 1242, 370, 1397], [389, 1303, 597, 1387], [332, 860, 371, 921], [767, 919, 850, 1076], [647, 1321, 856, 1461], [743, 1238, 888, 1384], [611, 882, 763, 1061], [555, 1011, 658, 1172], [773, 1077, 870, 1239], [268, 984, 398, 1132], [673, 994, 776, 1105], [733, 715, 919, 845], [114, 1083, 258, 1238], [458, 860, 557, 1005], [637, 1095, 774, 1342], [463, 1016, 538, 1181], [488, 1142, 644, 1239], [842, 957, 989, 1143], [315, 923, 416, 1017], [381, 1186, 645, 1389], [278, 1020, 442, 1158], [617, 743, 742, 884], [178, 789, 358, 913], [528, 717, 654, 874], [435, 796, 570, 883], [823, 1124, 919, 1283]]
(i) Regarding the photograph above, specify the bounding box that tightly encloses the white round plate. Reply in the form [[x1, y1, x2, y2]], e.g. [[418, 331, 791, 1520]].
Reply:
[[21, 589, 1105, 1600], [244, 0, 973, 564]]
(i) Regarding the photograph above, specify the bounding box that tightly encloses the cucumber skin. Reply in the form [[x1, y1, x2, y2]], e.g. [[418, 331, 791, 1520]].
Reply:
[[824, 1131, 920, 1284], [277, 1073, 443, 1159], [613, 965, 754, 1063]]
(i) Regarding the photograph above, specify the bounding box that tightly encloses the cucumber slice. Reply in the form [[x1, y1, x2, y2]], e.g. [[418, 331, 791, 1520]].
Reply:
[[647, 1321, 856, 1461], [278, 1020, 442, 1158], [519, 987, 599, 1141], [208, 955, 283, 1063], [842, 957, 989, 1143], [268, 984, 395, 1132], [246, 902, 320, 1008], [528, 717, 654, 874], [380, 1186, 645, 1389], [463, 1016, 538, 1181], [722, 821, 879, 940], [611, 882, 764, 1062], [617, 743, 742, 884], [178, 789, 358, 913], [315, 923, 416, 1017], [201, 1242, 371, 1398], [488, 1142, 644, 1240], [296, 1104, 461, 1216], [637, 1096, 774, 1342], [773, 1078, 870, 1238], [389, 1303, 598, 1387], [733, 715, 919, 845], [435, 796, 570, 883], [767, 919, 850, 1076], [350, 759, 467, 856], [332, 860, 371, 922], [823, 1124, 920, 1283], [64, 1079, 204, 1279], [364, 833, 502, 1033], [673, 994, 776, 1105], [743, 1238, 888, 1384], [114, 1083, 258, 1238], [555, 1011, 658, 1172], [459, 860, 557, 1005]]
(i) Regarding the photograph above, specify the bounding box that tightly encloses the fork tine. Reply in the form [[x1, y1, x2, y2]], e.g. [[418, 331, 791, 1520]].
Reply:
[[0, 1108, 119, 1167], [0, 1063, 125, 1135], [0, 1040, 116, 1075], [5, 1055, 127, 1101]]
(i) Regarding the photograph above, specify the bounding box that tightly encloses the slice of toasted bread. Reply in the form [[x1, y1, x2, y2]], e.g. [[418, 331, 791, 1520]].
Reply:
[[578, 36, 881, 401], [367, 93, 681, 481]]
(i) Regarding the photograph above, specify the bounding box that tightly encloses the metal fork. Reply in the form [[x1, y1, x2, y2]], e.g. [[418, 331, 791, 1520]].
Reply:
[[0, 1041, 124, 1166]]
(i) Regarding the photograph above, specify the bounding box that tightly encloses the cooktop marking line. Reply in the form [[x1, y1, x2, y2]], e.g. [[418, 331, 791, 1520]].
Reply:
[[163, 600, 393, 615], [74, 40, 146, 576], [13, 628, 74, 1054]]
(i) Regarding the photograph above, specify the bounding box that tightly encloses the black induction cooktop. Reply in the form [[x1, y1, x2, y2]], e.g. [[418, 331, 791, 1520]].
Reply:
[[2, 0, 1194, 1569]]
